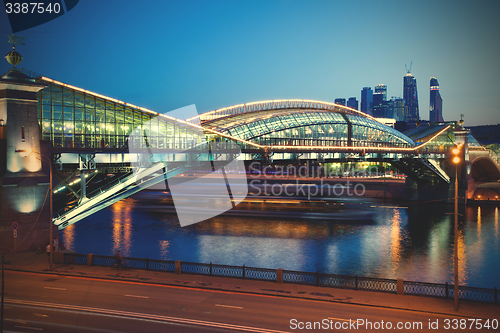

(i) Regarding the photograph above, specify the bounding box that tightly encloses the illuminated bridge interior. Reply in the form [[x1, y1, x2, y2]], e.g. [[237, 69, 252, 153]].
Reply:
[[38, 77, 207, 151], [190, 100, 415, 149], [34, 75, 420, 153]]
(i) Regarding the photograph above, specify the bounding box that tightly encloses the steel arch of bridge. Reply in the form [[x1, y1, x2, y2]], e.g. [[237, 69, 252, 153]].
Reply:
[[187, 99, 375, 124]]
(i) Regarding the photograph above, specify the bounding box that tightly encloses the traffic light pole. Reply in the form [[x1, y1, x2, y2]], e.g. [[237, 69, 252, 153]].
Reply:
[[454, 161, 459, 311]]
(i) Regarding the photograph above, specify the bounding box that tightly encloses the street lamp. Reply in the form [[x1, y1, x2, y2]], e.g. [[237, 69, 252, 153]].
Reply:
[[34, 153, 53, 270], [452, 144, 460, 311]]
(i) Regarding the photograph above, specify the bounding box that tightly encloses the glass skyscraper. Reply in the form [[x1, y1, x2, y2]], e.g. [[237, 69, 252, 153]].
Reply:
[[403, 72, 419, 124], [392, 97, 405, 122], [360, 87, 373, 115], [375, 84, 387, 101], [429, 77, 443, 122], [347, 97, 358, 110]]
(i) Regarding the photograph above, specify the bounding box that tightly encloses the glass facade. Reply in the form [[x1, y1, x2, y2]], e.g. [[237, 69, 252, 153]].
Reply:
[[37, 80, 204, 150], [346, 115, 413, 147], [203, 109, 415, 148], [36, 79, 415, 151]]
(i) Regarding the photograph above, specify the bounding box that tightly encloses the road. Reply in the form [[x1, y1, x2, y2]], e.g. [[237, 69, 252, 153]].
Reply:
[[1, 271, 495, 332]]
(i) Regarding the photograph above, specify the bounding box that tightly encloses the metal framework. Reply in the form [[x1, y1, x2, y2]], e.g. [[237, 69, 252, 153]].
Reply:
[[186, 99, 378, 123]]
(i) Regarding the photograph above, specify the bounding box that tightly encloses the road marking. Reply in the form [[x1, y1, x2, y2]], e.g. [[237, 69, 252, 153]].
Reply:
[[33, 313, 49, 317], [14, 326, 43, 330], [215, 304, 243, 309], [7, 299, 287, 333], [44, 287, 66, 291], [124, 294, 149, 298], [6, 318, 27, 324]]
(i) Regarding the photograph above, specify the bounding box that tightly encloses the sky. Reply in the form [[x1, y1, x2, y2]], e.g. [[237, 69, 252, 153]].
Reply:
[[1, 0, 499, 126]]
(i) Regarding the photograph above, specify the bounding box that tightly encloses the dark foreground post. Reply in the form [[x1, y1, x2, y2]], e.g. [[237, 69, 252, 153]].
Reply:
[[1, 255, 4, 333]]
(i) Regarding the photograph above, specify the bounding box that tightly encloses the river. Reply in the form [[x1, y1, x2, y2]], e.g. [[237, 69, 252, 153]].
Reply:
[[59, 191, 500, 289]]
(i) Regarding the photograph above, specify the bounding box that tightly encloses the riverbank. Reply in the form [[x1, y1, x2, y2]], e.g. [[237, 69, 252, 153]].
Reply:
[[471, 182, 500, 204]]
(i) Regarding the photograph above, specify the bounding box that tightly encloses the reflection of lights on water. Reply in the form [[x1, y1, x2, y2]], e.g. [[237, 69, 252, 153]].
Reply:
[[389, 209, 402, 270], [495, 207, 499, 243], [159, 240, 169, 260], [457, 228, 468, 285], [427, 216, 452, 283], [111, 200, 132, 257], [477, 207, 482, 239], [62, 223, 75, 251], [198, 217, 322, 239]]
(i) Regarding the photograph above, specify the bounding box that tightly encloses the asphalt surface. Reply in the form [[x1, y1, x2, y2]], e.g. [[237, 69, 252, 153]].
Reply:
[[1, 251, 499, 332]]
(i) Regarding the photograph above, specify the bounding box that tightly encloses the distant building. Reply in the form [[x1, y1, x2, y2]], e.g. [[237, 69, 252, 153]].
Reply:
[[403, 72, 419, 124], [392, 97, 405, 121], [334, 98, 346, 106], [372, 92, 387, 118], [375, 84, 387, 101], [375, 117, 396, 128], [429, 77, 444, 122], [347, 97, 358, 110], [385, 99, 395, 119], [360, 87, 373, 115]]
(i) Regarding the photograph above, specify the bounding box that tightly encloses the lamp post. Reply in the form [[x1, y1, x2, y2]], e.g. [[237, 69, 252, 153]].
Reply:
[[452, 144, 460, 311], [35, 154, 53, 271]]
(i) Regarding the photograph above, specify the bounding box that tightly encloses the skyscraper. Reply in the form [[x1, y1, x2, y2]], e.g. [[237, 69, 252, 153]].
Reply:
[[360, 87, 373, 115], [392, 97, 405, 121], [375, 84, 387, 101], [403, 71, 419, 124], [334, 98, 346, 106], [429, 77, 444, 122], [347, 97, 358, 110], [372, 92, 386, 118]]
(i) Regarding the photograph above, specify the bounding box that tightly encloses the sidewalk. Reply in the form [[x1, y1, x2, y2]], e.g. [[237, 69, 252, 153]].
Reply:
[[2, 251, 498, 319]]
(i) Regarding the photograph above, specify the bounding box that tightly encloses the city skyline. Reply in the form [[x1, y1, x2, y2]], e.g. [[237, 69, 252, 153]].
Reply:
[[1, 0, 499, 126]]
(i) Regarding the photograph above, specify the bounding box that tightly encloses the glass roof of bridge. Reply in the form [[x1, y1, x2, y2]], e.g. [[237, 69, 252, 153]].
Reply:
[[202, 108, 415, 148], [404, 124, 449, 142], [404, 123, 483, 147]]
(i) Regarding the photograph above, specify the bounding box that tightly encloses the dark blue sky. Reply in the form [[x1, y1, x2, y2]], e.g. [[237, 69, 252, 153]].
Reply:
[[1, 0, 499, 125]]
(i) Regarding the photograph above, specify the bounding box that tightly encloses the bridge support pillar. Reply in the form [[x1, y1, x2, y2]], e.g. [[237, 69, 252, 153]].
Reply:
[[0, 68, 56, 255], [402, 178, 419, 201], [403, 177, 454, 203], [80, 170, 86, 202]]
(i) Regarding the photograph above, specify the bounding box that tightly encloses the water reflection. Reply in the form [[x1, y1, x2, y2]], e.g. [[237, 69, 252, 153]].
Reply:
[[389, 209, 402, 272], [427, 215, 451, 284], [477, 206, 482, 239], [62, 223, 75, 251], [59, 195, 500, 289], [495, 207, 499, 243], [159, 240, 169, 260], [111, 200, 133, 257], [458, 228, 468, 285]]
